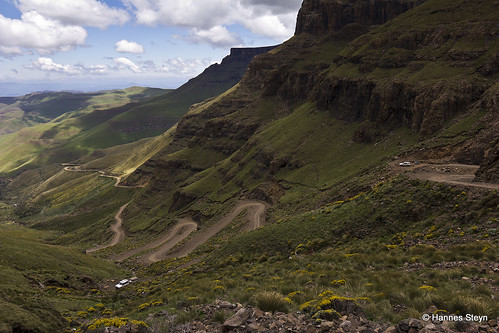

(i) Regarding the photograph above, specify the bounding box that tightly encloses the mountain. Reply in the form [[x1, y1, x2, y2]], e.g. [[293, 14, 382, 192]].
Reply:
[[1, 0, 498, 331], [0, 47, 274, 175]]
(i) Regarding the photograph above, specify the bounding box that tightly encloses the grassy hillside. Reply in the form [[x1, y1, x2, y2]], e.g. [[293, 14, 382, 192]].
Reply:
[[1, 0, 497, 331], [0, 223, 124, 332], [0, 87, 168, 174], [0, 48, 271, 176], [0, 87, 164, 135]]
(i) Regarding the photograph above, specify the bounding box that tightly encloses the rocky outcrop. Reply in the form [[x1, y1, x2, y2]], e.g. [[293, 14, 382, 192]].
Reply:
[[171, 46, 277, 98], [311, 77, 487, 136], [295, 0, 426, 36], [475, 144, 499, 184]]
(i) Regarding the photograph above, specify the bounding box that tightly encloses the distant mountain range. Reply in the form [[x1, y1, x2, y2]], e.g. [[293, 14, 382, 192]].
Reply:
[[0, 46, 274, 174]]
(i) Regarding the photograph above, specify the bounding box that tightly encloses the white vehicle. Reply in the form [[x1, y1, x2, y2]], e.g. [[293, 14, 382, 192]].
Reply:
[[399, 161, 411, 166], [115, 279, 131, 289]]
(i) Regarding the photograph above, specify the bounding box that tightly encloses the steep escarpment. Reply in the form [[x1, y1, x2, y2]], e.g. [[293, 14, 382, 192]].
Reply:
[[167, 46, 277, 101], [292, 0, 495, 130], [126, 0, 497, 220], [263, 0, 498, 161], [96, 46, 277, 141], [295, 0, 426, 36]]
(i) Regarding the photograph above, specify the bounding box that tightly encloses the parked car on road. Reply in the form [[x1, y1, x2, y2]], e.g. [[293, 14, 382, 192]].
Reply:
[[115, 279, 131, 289], [399, 161, 411, 166]]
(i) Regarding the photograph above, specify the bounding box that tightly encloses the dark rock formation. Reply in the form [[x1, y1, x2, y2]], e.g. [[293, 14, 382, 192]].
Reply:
[[311, 77, 486, 136], [295, 0, 426, 36], [475, 144, 499, 184], [170, 46, 277, 98]]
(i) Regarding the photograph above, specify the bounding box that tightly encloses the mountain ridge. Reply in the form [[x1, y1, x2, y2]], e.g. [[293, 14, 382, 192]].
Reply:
[[0, 0, 498, 331]]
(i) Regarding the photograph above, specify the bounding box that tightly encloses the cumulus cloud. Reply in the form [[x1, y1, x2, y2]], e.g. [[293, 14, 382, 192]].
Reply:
[[115, 40, 144, 53], [189, 26, 243, 48], [0, 11, 87, 56], [114, 57, 141, 73], [15, 0, 129, 29], [0, 0, 129, 57], [26, 57, 108, 75], [24, 56, 214, 78], [124, 0, 302, 45], [0, 45, 23, 57], [163, 57, 213, 75]]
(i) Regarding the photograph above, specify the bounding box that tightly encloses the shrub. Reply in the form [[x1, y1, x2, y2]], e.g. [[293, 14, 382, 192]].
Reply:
[[254, 291, 289, 313], [138, 303, 150, 311], [331, 279, 346, 287]]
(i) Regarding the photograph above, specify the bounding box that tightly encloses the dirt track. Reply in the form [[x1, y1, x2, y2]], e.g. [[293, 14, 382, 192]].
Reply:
[[164, 201, 266, 260], [114, 201, 266, 264], [394, 162, 499, 190], [62, 164, 145, 188], [86, 202, 129, 253], [63, 163, 266, 261], [62, 164, 144, 252], [111, 218, 198, 262]]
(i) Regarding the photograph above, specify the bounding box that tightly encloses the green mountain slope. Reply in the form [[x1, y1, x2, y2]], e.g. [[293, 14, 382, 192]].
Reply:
[[1, 0, 498, 331], [0, 87, 168, 174], [0, 47, 275, 175], [0, 223, 124, 332]]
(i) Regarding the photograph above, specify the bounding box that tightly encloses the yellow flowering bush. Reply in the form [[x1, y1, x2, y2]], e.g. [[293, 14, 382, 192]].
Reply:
[[212, 285, 225, 292], [138, 303, 150, 311], [418, 285, 436, 292], [299, 290, 365, 319], [86, 317, 148, 330], [331, 279, 346, 287]]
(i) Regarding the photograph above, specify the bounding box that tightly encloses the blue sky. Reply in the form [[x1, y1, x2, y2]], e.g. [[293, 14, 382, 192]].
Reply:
[[0, 0, 302, 95]]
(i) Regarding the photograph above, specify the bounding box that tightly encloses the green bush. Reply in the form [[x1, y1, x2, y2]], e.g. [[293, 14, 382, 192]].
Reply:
[[254, 291, 289, 313]]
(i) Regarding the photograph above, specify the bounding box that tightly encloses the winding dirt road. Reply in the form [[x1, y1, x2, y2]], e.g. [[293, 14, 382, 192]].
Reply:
[[394, 162, 499, 190], [111, 217, 198, 262], [62, 164, 145, 188], [62, 164, 144, 252], [63, 164, 266, 261], [114, 201, 266, 264], [86, 202, 129, 253], [163, 201, 266, 261]]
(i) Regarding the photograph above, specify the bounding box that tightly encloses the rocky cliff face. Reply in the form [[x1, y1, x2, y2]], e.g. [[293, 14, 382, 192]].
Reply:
[[295, 0, 425, 36], [257, 0, 497, 141], [171, 46, 277, 97], [129, 0, 499, 214]]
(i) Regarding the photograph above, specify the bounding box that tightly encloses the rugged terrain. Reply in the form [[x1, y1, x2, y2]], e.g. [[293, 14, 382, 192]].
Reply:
[[0, 0, 497, 332]]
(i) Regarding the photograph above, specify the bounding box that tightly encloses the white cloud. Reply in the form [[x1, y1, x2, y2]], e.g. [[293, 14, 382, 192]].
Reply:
[[162, 57, 214, 75], [24, 56, 214, 78], [189, 26, 242, 48], [115, 40, 144, 53], [243, 14, 293, 40], [125, 0, 302, 46], [15, 0, 129, 29], [26, 57, 82, 74], [0, 46, 23, 57], [0, 11, 87, 56], [114, 57, 141, 73], [26, 57, 108, 75], [125, 0, 232, 29], [137, 58, 214, 75]]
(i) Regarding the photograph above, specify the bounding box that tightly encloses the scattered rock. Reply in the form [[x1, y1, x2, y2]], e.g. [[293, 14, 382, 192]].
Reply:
[[219, 301, 235, 309], [143, 300, 499, 333]]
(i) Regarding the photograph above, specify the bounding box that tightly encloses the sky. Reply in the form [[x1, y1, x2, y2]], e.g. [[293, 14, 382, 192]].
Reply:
[[0, 0, 303, 96]]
